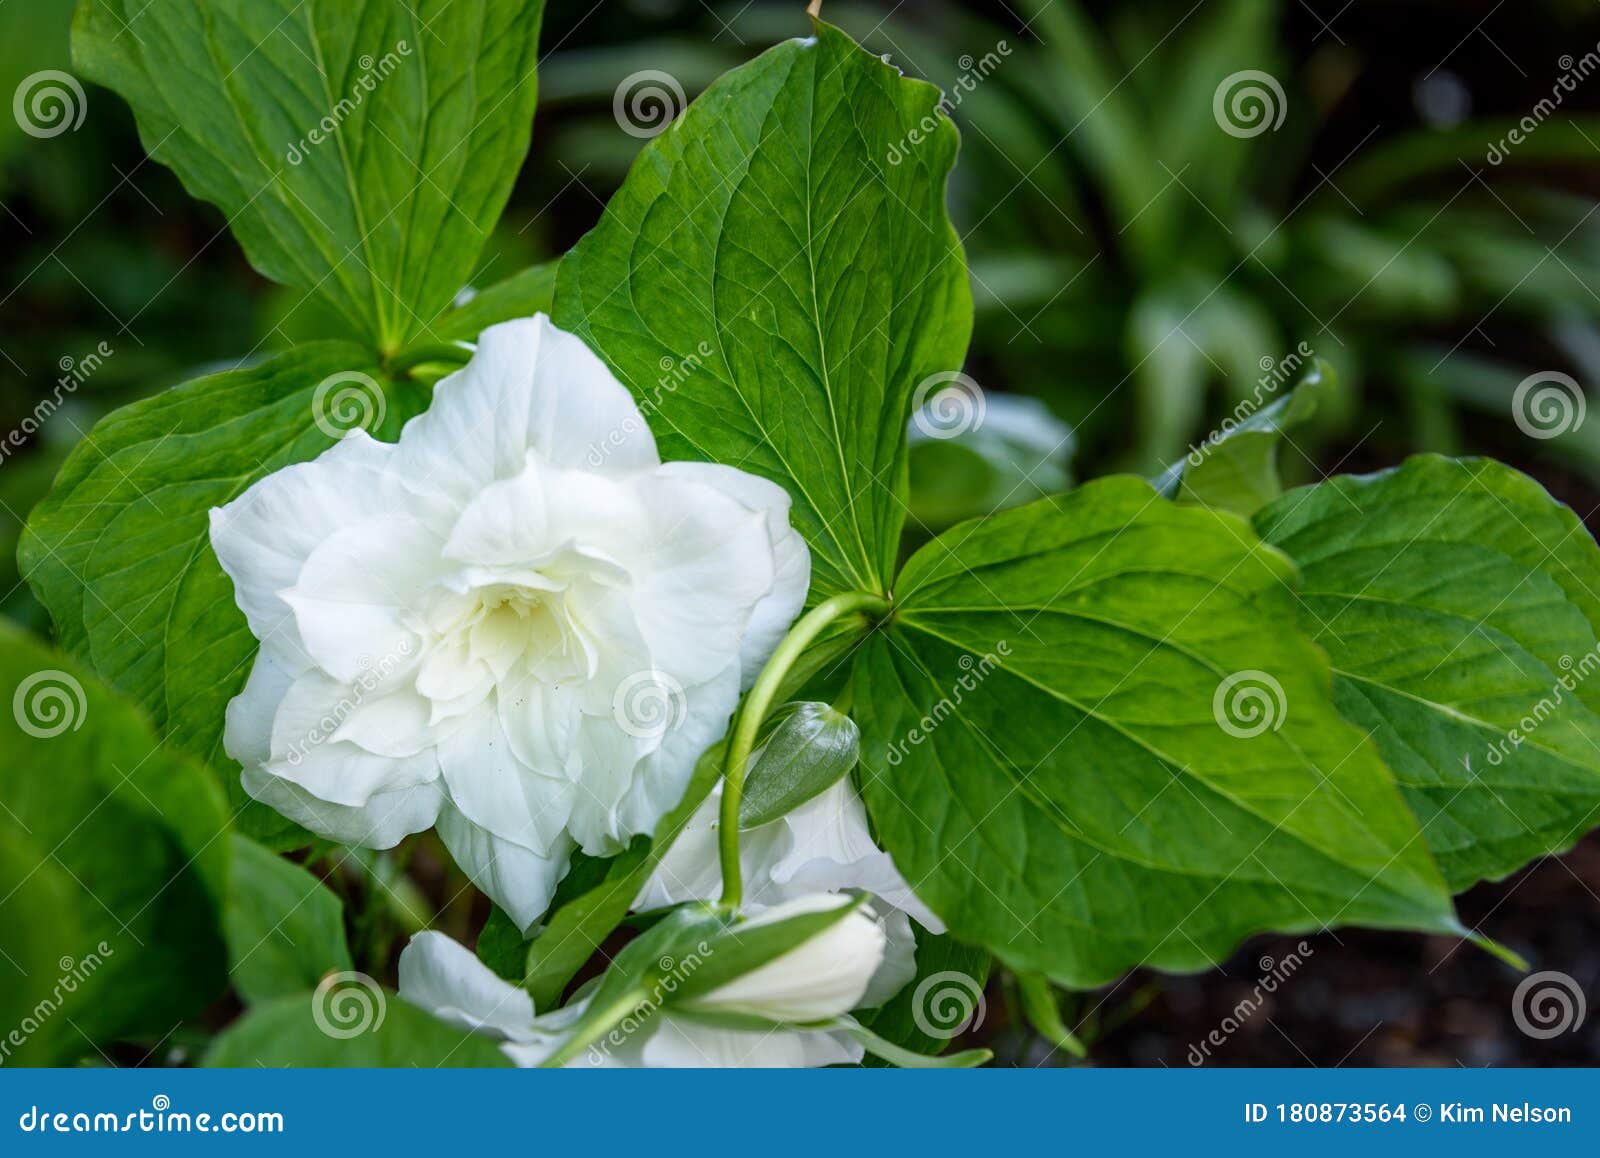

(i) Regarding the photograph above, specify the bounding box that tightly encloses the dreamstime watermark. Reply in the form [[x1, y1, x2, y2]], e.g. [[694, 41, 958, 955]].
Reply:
[[1184, 341, 1313, 466], [312, 370, 387, 439], [1186, 943, 1314, 1065], [910, 371, 986, 440], [911, 970, 987, 1040], [1487, 43, 1600, 164], [1511, 370, 1585, 440], [614, 69, 686, 138], [312, 971, 387, 1039], [286, 42, 413, 164], [17, 1095, 284, 1134], [0, 942, 115, 1065], [1481, 641, 1600, 767], [886, 42, 1012, 165], [13, 70, 86, 139], [13, 670, 87, 740], [884, 643, 1010, 767], [1213, 70, 1286, 138], [1212, 670, 1286, 739], [585, 340, 714, 467], [282, 643, 414, 766], [585, 942, 713, 1064], [1511, 970, 1586, 1039], [612, 670, 688, 739], [0, 341, 114, 467]]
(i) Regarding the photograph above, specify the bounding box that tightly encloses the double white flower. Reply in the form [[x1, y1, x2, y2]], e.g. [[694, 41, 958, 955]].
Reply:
[[211, 316, 809, 926]]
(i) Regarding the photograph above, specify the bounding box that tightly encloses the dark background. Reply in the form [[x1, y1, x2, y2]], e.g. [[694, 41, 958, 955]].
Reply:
[[4, 0, 1600, 1066]]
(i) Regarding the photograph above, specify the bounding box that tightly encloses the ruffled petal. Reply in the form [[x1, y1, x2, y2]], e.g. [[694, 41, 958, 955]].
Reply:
[[394, 317, 659, 508], [436, 713, 575, 855], [209, 432, 415, 642], [280, 514, 442, 683], [397, 931, 536, 1041], [618, 471, 776, 685], [655, 461, 811, 685], [436, 802, 574, 932], [240, 764, 444, 849]]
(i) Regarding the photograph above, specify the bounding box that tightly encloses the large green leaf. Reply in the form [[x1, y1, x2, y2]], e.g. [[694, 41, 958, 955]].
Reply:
[[1256, 455, 1600, 891], [206, 988, 511, 1067], [854, 478, 1459, 988], [20, 343, 428, 842], [74, 0, 547, 351], [225, 836, 353, 1004], [554, 18, 971, 599], [0, 623, 230, 1060]]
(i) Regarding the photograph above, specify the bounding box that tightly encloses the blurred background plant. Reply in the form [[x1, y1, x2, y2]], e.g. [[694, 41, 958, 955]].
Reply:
[[4, 0, 1600, 1065]]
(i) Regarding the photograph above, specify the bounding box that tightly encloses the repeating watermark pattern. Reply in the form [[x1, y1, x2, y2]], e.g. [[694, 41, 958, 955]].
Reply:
[[13, 670, 87, 740], [1184, 341, 1313, 466], [13, 70, 87, 139], [910, 371, 986, 440], [1512, 370, 1585, 440], [1481, 643, 1600, 767], [286, 42, 413, 164], [312, 370, 387, 439], [612, 670, 688, 739], [1487, 43, 1600, 164], [585, 942, 712, 1064], [1187, 943, 1314, 1065], [312, 971, 387, 1039], [885, 643, 1011, 767], [0, 942, 115, 1065], [0, 341, 114, 467], [585, 340, 714, 468], [911, 970, 987, 1040], [613, 70, 686, 139], [1212, 70, 1287, 138], [1511, 970, 1586, 1039], [1212, 670, 1287, 739], [281, 643, 415, 767], [885, 41, 1012, 165]]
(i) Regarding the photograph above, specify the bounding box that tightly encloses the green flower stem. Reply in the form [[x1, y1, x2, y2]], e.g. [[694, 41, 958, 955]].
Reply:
[[717, 589, 890, 908], [385, 340, 475, 379]]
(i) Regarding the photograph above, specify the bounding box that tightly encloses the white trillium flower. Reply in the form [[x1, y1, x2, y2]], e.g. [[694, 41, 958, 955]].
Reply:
[[636, 776, 943, 1008], [210, 316, 810, 928], [398, 892, 886, 1067]]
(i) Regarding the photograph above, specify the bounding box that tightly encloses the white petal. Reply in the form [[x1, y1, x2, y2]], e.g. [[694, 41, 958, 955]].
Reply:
[[436, 802, 574, 932], [688, 894, 885, 1022], [768, 779, 946, 934], [634, 1016, 861, 1068], [436, 713, 576, 855], [619, 470, 776, 685], [565, 662, 739, 855], [394, 317, 659, 508], [655, 461, 811, 686], [209, 432, 415, 642], [224, 647, 299, 774], [398, 931, 536, 1041], [264, 672, 442, 805], [240, 764, 444, 849], [632, 790, 725, 912], [860, 907, 918, 1009], [280, 514, 440, 683]]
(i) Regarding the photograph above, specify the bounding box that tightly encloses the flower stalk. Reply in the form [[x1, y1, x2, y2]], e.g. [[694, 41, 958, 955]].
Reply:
[[717, 589, 890, 908]]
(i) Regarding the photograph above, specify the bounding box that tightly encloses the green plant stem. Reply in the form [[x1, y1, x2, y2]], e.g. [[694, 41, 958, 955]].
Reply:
[[386, 340, 474, 379], [717, 590, 890, 908]]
